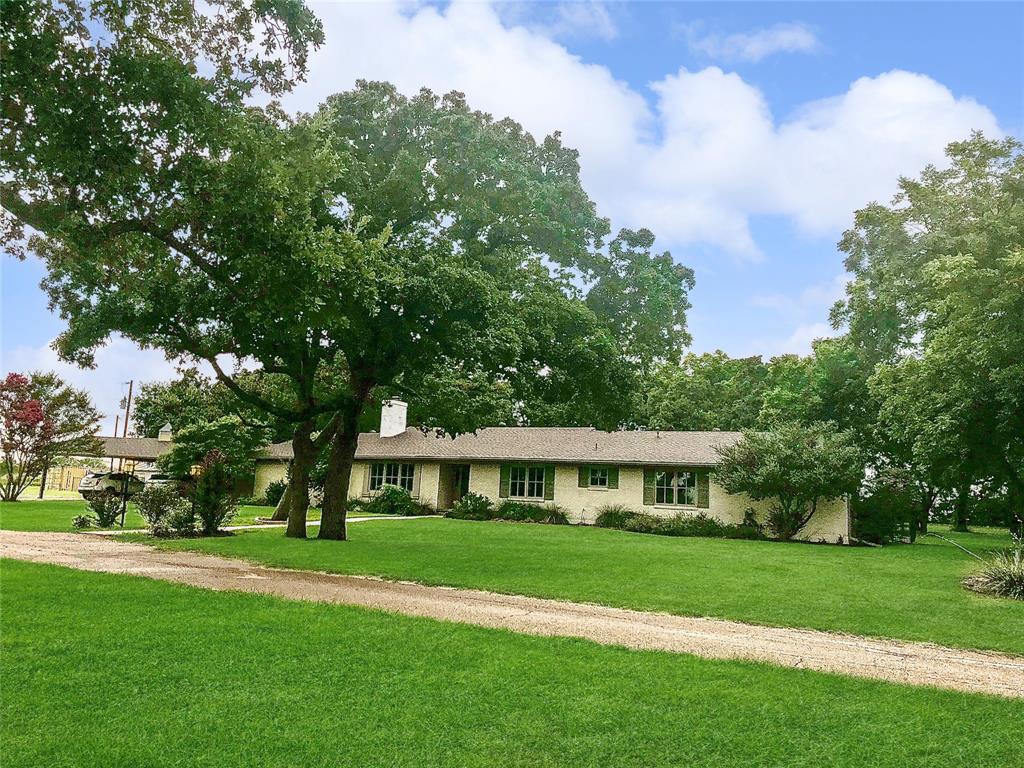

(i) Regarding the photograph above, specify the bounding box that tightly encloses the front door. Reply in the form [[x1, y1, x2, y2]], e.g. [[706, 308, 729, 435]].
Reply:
[[452, 464, 470, 502]]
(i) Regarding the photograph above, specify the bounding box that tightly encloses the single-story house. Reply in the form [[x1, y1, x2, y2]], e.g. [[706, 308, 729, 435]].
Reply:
[[253, 401, 851, 543]]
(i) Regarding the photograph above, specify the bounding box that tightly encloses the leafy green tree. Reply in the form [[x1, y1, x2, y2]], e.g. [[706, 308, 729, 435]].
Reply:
[[0, 372, 101, 501], [640, 352, 768, 431], [298, 83, 635, 539], [835, 134, 1024, 531], [758, 354, 816, 427], [190, 450, 238, 535], [158, 417, 269, 482], [133, 370, 229, 439], [133, 369, 295, 443], [715, 422, 863, 540], [8, 69, 687, 543], [1, 0, 322, 250], [585, 228, 695, 373]]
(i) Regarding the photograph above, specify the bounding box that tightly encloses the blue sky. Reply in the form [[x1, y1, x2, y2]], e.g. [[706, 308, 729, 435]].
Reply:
[[3, 1, 1022, 431]]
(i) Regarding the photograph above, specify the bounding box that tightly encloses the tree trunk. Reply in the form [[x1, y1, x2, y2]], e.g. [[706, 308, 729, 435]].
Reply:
[[38, 463, 48, 499], [1003, 461, 1024, 537], [915, 488, 935, 538], [270, 470, 293, 522], [318, 407, 361, 541], [285, 422, 316, 539], [950, 481, 971, 533]]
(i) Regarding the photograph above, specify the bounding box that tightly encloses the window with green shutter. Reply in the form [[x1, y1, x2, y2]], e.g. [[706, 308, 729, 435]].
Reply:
[[543, 464, 555, 500], [580, 465, 618, 490], [643, 468, 710, 507], [499, 464, 511, 498], [643, 469, 656, 505], [697, 472, 710, 508]]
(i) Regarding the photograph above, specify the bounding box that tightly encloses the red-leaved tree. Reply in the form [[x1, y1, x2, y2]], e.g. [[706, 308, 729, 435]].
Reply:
[[0, 372, 102, 500]]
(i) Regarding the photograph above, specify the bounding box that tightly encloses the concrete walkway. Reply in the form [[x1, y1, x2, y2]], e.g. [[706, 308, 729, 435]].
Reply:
[[2, 529, 1022, 699]]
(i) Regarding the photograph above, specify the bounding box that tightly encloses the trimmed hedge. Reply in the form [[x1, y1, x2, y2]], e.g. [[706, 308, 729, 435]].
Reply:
[[594, 505, 764, 540], [446, 493, 568, 525]]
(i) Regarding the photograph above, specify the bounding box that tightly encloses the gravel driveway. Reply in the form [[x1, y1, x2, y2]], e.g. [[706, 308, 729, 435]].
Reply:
[[2, 529, 1022, 698]]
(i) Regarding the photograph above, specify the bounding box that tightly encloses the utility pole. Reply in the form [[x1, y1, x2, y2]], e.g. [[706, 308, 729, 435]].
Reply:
[[122, 380, 133, 437], [119, 380, 134, 524], [111, 415, 119, 471]]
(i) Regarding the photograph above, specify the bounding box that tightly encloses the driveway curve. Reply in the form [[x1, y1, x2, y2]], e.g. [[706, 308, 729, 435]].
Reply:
[[2, 529, 1022, 699]]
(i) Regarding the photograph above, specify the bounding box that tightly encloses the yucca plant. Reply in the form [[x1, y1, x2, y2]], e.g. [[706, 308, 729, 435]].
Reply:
[[964, 533, 1024, 600]]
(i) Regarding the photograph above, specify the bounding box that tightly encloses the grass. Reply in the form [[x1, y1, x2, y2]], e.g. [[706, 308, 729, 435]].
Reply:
[[0, 499, 146, 531], [2, 560, 1022, 768], [0, 499, 323, 532], [141, 519, 1024, 655]]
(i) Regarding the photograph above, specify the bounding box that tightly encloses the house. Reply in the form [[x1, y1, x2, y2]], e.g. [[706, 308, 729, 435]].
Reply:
[[254, 401, 851, 543]]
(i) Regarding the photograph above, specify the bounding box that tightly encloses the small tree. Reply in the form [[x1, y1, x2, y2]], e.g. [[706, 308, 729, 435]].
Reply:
[[190, 450, 238, 535], [716, 422, 863, 540], [135, 483, 194, 537], [158, 416, 268, 482], [0, 372, 101, 500]]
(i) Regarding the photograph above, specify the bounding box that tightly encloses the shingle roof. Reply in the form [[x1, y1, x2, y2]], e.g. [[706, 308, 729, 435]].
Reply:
[[96, 436, 174, 460], [260, 427, 743, 467]]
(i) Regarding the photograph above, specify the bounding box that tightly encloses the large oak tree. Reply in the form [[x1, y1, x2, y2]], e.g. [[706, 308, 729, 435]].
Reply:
[[834, 135, 1024, 531]]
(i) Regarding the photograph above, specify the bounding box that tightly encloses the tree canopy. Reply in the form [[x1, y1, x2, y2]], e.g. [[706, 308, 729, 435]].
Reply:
[[0, 372, 102, 500], [835, 134, 1024, 530], [715, 421, 863, 541]]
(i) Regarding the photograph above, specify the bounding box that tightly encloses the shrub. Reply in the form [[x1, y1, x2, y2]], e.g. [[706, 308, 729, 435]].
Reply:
[[87, 492, 123, 527], [852, 469, 921, 544], [447, 492, 495, 520], [495, 500, 541, 522], [71, 514, 93, 530], [446, 494, 565, 525], [363, 485, 430, 516], [191, 450, 237, 535], [594, 504, 638, 529], [492, 500, 569, 525], [603, 507, 765, 541], [540, 504, 569, 525], [135, 483, 194, 537], [264, 479, 287, 507], [964, 535, 1024, 600]]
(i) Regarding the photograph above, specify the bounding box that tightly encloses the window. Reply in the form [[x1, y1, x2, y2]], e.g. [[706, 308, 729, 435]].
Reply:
[[369, 462, 415, 493], [509, 466, 527, 498], [527, 466, 545, 498], [589, 466, 609, 487], [510, 465, 546, 499], [655, 470, 697, 506]]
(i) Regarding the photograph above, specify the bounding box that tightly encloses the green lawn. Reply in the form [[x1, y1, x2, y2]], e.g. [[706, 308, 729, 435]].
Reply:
[[0, 499, 317, 532], [2, 560, 1021, 768], [141, 518, 1024, 655]]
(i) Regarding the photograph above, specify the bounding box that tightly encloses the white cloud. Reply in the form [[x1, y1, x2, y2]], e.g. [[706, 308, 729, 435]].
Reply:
[[495, 1, 618, 42], [752, 273, 848, 319], [681, 22, 821, 63], [548, 1, 618, 41], [747, 274, 848, 356], [776, 321, 836, 357], [289, 2, 1001, 259], [1, 336, 200, 435]]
